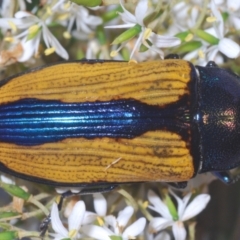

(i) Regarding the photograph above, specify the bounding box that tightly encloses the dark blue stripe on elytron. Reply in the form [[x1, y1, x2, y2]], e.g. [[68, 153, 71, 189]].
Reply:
[[0, 98, 190, 146]]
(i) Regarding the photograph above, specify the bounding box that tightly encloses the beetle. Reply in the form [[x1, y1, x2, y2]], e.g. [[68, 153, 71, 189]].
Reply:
[[0, 57, 240, 191], [1, 57, 240, 236]]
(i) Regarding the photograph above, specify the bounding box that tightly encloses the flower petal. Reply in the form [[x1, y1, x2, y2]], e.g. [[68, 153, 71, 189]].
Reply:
[[207, 45, 218, 61], [231, 16, 240, 30], [154, 232, 171, 240], [122, 217, 146, 238], [18, 34, 39, 62], [81, 225, 111, 240], [135, 0, 148, 25], [14, 11, 33, 18], [82, 211, 97, 225], [148, 217, 173, 232], [105, 23, 135, 29], [51, 202, 68, 237], [147, 190, 172, 219], [218, 38, 240, 58], [129, 32, 143, 59], [117, 206, 134, 228], [42, 24, 69, 59], [105, 215, 116, 226], [150, 33, 181, 48], [93, 193, 107, 216], [227, 0, 240, 11], [172, 221, 187, 240], [119, 0, 136, 24], [1, 174, 15, 184], [210, 0, 223, 38], [68, 200, 85, 231], [181, 194, 210, 221], [169, 189, 191, 218]]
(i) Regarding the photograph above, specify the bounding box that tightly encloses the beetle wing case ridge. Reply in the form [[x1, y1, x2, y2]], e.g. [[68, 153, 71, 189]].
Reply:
[[0, 59, 200, 186]]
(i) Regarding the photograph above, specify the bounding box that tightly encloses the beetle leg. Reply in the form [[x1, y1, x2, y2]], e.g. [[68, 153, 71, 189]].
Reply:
[[39, 184, 118, 237], [168, 181, 188, 189], [212, 171, 233, 184], [212, 171, 240, 185]]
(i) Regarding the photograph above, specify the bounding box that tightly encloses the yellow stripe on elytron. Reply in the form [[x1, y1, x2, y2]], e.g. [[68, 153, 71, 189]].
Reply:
[[0, 60, 193, 106], [0, 131, 194, 184]]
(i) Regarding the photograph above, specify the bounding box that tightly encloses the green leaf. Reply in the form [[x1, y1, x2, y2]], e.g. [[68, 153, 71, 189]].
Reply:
[[1, 183, 30, 200], [70, 0, 102, 7], [195, 29, 219, 45], [112, 24, 142, 45]]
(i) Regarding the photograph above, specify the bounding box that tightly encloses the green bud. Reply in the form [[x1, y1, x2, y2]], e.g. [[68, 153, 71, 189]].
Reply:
[[143, 9, 162, 26], [164, 194, 178, 221], [1, 183, 30, 200], [0, 212, 20, 219], [195, 29, 219, 45], [175, 31, 190, 42], [176, 41, 202, 53], [102, 6, 122, 23], [112, 24, 142, 45], [121, 47, 130, 61], [0, 231, 18, 240], [70, 0, 102, 7]]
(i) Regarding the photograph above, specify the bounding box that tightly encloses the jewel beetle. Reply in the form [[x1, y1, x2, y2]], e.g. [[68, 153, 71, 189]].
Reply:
[[0, 57, 240, 191]]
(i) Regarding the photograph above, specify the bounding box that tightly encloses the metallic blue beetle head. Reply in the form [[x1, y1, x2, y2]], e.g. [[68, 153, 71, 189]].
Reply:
[[196, 63, 240, 173]]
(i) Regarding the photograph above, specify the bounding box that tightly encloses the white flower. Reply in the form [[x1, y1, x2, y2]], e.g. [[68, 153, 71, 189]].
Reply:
[[214, 0, 240, 30], [51, 200, 86, 240], [68, 4, 102, 34], [53, 1, 102, 39], [82, 205, 146, 240], [0, 0, 32, 18], [206, 0, 240, 60], [0, 10, 68, 62], [81, 193, 109, 225], [105, 0, 180, 59], [148, 189, 210, 240], [172, 2, 200, 30]]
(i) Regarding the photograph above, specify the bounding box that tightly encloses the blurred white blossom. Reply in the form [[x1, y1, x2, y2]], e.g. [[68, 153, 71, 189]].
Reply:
[[105, 0, 180, 59], [82, 205, 146, 240], [51, 200, 86, 240], [205, 0, 240, 60], [148, 189, 210, 240], [0, 10, 68, 62]]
